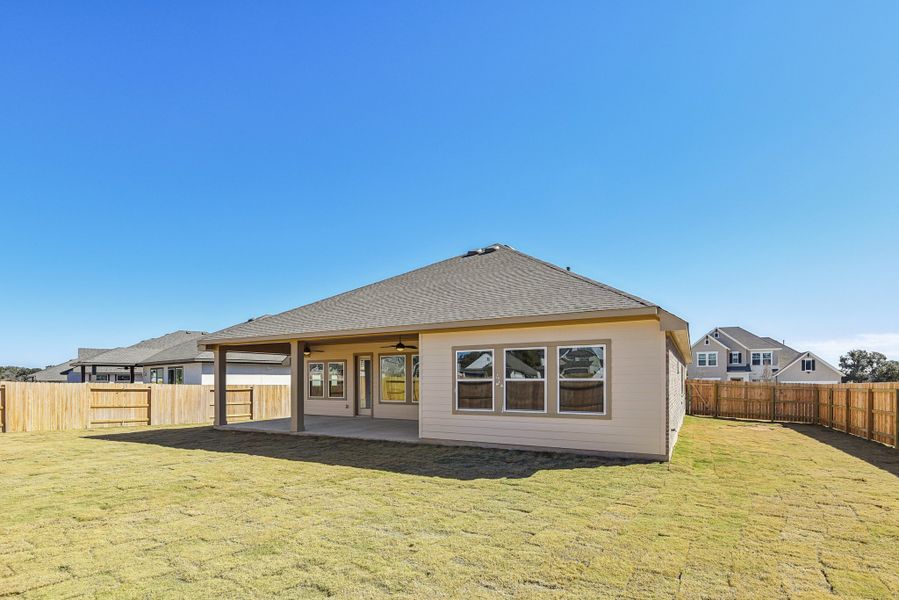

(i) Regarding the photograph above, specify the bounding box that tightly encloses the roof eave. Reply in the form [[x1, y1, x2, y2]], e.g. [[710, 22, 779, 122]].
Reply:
[[198, 306, 663, 350]]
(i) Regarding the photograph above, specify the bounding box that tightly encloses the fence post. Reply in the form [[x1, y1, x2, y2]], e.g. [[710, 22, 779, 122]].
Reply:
[[814, 387, 820, 425], [713, 382, 719, 418], [829, 388, 834, 429], [894, 389, 899, 449], [866, 388, 874, 441], [845, 389, 852, 434], [771, 384, 776, 422], [0, 385, 5, 433], [147, 387, 153, 426]]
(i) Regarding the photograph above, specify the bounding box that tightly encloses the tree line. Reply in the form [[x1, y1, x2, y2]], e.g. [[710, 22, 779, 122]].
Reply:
[[839, 350, 899, 383], [0, 366, 41, 381]]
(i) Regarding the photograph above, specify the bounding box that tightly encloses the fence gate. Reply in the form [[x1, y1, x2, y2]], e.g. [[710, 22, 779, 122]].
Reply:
[[90, 387, 151, 428], [208, 388, 254, 422]]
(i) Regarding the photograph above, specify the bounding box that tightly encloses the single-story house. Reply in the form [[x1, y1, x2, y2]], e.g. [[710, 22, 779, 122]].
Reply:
[[28, 348, 133, 382], [69, 330, 289, 384], [201, 244, 692, 459]]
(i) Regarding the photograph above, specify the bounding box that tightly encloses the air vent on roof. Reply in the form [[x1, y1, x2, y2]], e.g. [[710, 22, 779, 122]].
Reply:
[[463, 245, 499, 257]]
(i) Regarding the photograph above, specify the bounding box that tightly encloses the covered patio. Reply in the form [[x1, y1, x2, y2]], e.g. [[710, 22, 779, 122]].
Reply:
[[207, 333, 422, 433], [219, 415, 420, 443]]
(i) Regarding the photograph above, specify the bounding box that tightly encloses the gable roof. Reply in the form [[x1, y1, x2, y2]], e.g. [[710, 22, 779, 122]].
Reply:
[[691, 332, 733, 351], [716, 327, 781, 350], [27, 359, 76, 382], [138, 337, 287, 366], [201, 244, 668, 344], [73, 331, 208, 366], [28, 358, 132, 381], [776, 350, 842, 377]]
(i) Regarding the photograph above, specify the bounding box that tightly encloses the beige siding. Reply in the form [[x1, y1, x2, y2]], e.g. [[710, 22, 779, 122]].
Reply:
[[298, 341, 419, 420], [687, 335, 730, 380], [419, 320, 668, 457], [776, 355, 842, 383], [666, 338, 687, 457]]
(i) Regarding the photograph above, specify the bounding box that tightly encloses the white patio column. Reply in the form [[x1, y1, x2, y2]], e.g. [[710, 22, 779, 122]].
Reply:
[[213, 346, 228, 427], [290, 340, 305, 432]]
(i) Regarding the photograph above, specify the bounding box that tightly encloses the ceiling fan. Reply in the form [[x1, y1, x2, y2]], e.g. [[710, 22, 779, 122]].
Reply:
[[381, 337, 417, 352], [302, 344, 325, 357]]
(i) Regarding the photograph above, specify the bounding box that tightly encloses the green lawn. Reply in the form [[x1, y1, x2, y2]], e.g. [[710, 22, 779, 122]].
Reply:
[[1, 417, 897, 599]]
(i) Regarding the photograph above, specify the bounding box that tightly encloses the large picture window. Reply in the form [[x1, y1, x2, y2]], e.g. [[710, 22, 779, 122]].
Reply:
[[504, 347, 546, 412], [380, 355, 407, 402], [558, 345, 605, 414], [308, 362, 324, 398], [328, 362, 345, 398], [149, 368, 163, 384], [455, 349, 493, 411]]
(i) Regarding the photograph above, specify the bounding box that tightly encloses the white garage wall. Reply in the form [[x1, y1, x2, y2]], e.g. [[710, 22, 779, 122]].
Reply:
[[199, 362, 290, 385]]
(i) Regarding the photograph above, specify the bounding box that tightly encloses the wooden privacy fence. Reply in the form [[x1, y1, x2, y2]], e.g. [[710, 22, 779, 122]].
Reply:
[[0, 382, 290, 433], [687, 380, 899, 449]]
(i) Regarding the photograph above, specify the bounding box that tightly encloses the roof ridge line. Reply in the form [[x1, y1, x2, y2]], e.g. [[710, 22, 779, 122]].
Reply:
[[501, 246, 655, 308]]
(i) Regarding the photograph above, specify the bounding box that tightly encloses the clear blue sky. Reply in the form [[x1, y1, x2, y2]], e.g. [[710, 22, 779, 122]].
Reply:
[[2, 2, 898, 368]]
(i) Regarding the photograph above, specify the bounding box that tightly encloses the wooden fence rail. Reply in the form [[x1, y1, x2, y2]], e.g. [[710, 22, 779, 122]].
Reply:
[[687, 379, 899, 449], [0, 382, 290, 433]]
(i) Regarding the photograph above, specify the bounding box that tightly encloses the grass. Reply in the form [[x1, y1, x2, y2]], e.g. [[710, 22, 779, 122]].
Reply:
[[0, 417, 897, 599]]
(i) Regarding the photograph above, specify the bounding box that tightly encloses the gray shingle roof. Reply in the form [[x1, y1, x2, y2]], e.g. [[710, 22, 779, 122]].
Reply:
[[28, 359, 75, 382], [717, 327, 780, 350], [29, 359, 132, 381], [201, 244, 656, 343], [74, 331, 207, 366], [763, 337, 801, 368], [139, 338, 286, 366]]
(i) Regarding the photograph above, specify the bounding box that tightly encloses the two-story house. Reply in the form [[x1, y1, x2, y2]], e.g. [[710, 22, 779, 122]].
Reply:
[[688, 326, 842, 383]]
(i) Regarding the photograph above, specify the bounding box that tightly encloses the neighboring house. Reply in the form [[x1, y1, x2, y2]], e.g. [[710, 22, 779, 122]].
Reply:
[[68, 330, 289, 384], [28, 348, 133, 382], [200, 244, 692, 459], [688, 326, 841, 384]]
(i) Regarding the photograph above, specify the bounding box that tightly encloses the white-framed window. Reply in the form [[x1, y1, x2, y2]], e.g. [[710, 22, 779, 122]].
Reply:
[[751, 352, 774, 366], [95, 374, 109, 382], [558, 345, 605, 414], [697, 352, 717, 367], [327, 362, 345, 398], [504, 347, 546, 413], [308, 362, 325, 397], [730, 352, 742, 364], [116, 374, 131, 382], [801, 358, 816, 372], [380, 355, 407, 402], [149, 368, 164, 384], [455, 349, 494, 411]]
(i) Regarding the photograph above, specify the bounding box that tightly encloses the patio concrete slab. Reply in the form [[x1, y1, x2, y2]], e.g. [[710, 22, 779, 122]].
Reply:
[[218, 415, 419, 444]]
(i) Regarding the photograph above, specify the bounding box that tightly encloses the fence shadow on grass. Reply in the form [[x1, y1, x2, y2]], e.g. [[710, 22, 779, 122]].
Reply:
[[87, 426, 651, 481], [783, 424, 899, 477]]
